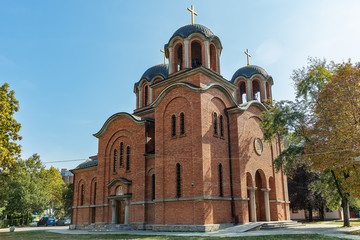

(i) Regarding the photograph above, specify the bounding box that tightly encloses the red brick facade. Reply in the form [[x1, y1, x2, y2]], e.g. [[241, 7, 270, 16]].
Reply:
[[71, 23, 290, 231]]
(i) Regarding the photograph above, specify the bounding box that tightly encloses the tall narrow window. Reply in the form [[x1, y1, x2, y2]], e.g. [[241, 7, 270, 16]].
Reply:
[[126, 146, 130, 171], [80, 184, 84, 205], [220, 115, 224, 137], [239, 82, 247, 104], [113, 149, 117, 172], [176, 163, 181, 198], [180, 113, 185, 135], [172, 115, 176, 137], [93, 182, 97, 204], [219, 164, 223, 197], [144, 86, 148, 106], [152, 174, 156, 200], [120, 142, 124, 167], [213, 112, 218, 135], [191, 41, 202, 68]]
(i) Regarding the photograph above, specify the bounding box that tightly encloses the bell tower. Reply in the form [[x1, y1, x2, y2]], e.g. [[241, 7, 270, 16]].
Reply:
[[164, 5, 222, 75]]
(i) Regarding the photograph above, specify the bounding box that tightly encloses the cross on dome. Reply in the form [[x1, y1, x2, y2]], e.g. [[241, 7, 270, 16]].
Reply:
[[187, 5, 198, 25], [244, 49, 251, 66], [160, 49, 166, 64]]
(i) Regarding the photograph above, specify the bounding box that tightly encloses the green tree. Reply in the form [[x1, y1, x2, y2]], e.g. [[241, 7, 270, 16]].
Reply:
[[0, 83, 22, 171], [305, 61, 360, 226], [261, 58, 360, 227], [4, 154, 64, 224], [0, 83, 22, 216]]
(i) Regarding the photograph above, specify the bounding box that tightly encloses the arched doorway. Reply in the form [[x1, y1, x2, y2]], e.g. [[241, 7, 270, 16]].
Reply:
[[255, 170, 266, 221]]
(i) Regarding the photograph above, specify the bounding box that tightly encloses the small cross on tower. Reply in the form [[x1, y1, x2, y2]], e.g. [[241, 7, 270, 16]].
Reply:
[[244, 49, 251, 66], [187, 5, 198, 25], [160, 49, 166, 64]]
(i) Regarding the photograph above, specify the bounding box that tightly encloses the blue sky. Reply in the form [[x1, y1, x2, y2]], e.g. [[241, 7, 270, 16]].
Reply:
[[2, 0, 360, 170]]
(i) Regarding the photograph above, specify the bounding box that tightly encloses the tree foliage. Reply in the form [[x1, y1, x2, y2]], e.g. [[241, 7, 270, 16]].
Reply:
[[261, 58, 360, 226], [0, 84, 68, 223], [0, 83, 22, 171], [3, 154, 64, 222]]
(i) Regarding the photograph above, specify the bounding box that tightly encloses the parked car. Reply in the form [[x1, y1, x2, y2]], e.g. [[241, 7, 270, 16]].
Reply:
[[55, 217, 71, 226], [37, 217, 56, 226]]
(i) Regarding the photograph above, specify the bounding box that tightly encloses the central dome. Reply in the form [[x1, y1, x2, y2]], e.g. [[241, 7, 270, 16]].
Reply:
[[171, 24, 215, 40]]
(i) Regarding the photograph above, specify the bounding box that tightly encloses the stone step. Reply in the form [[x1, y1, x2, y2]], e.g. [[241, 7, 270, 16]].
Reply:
[[261, 221, 304, 230], [216, 223, 262, 233], [88, 224, 133, 232]]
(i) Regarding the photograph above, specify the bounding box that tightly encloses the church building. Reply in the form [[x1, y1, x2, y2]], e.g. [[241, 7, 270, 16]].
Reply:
[[71, 7, 290, 231]]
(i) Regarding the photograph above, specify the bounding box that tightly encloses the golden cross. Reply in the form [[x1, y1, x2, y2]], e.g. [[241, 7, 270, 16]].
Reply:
[[187, 5, 198, 25], [160, 49, 166, 64], [244, 49, 251, 66]]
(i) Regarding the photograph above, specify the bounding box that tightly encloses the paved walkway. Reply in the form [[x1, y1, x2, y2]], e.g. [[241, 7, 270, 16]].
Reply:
[[1, 223, 360, 239]]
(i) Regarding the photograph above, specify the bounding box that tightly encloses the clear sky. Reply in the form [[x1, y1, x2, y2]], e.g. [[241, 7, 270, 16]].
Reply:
[[2, 0, 360, 170]]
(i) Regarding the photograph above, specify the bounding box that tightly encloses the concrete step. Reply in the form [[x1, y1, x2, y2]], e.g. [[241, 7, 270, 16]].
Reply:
[[88, 224, 133, 232], [217, 222, 263, 233], [261, 221, 304, 230]]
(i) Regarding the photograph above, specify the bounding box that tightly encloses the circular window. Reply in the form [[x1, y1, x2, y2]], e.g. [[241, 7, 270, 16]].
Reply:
[[254, 138, 263, 155]]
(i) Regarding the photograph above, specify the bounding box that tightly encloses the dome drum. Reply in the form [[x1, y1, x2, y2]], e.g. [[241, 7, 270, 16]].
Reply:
[[231, 65, 273, 104], [165, 24, 222, 75]]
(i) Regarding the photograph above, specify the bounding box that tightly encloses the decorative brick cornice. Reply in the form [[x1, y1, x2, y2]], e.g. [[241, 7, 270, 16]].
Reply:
[[93, 112, 154, 138], [151, 82, 238, 108]]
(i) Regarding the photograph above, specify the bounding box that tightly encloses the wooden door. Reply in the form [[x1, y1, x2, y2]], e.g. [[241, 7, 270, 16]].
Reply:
[[116, 201, 125, 224]]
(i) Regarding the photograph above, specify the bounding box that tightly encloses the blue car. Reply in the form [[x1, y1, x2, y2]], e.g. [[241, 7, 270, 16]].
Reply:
[[37, 217, 56, 226]]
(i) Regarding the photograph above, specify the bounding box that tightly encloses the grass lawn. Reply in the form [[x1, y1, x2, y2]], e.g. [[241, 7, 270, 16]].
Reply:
[[302, 218, 360, 226], [326, 219, 360, 226], [0, 231, 349, 240]]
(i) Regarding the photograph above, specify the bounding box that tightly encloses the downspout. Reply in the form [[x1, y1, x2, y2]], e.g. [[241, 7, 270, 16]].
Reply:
[[225, 109, 236, 223], [71, 171, 76, 225]]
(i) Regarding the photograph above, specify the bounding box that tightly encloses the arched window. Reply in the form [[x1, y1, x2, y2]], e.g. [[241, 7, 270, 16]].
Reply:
[[120, 142, 124, 167], [80, 184, 84, 206], [93, 182, 97, 204], [172, 115, 176, 137], [239, 82, 247, 104], [252, 80, 261, 101], [220, 115, 224, 137], [219, 164, 223, 197], [176, 163, 181, 198], [213, 112, 218, 135], [191, 41, 202, 68], [113, 149, 117, 172], [175, 44, 183, 71], [126, 146, 130, 171], [144, 86, 148, 106], [180, 113, 185, 135], [266, 81, 271, 101], [152, 174, 155, 200], [210, 44, 217, 72]]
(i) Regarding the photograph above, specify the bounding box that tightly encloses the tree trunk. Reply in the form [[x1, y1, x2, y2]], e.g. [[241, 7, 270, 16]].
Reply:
[[319, 205, 325, 221], [342, 198, 351, 227], [308, 206, 313, 222]]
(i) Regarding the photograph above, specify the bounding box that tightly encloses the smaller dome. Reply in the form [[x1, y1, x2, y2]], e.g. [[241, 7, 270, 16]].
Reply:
[[136, 64, 169, 86], [75, 158, 98, 170], [231, 65, 270, 82]]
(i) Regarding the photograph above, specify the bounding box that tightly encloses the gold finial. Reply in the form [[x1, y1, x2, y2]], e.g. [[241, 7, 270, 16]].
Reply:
[[244, 49, 251, 66], [187, 5, 198, 24], [160, 49, 166, 64]]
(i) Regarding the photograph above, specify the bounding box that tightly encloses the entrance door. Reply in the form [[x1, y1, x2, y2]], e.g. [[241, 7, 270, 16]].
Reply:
[[116, 200, 125, 224], [91, 207, 96, 223]]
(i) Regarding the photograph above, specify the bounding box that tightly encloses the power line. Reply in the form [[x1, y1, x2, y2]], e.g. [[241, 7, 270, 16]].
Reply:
[[43, 159, 88, 164]]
